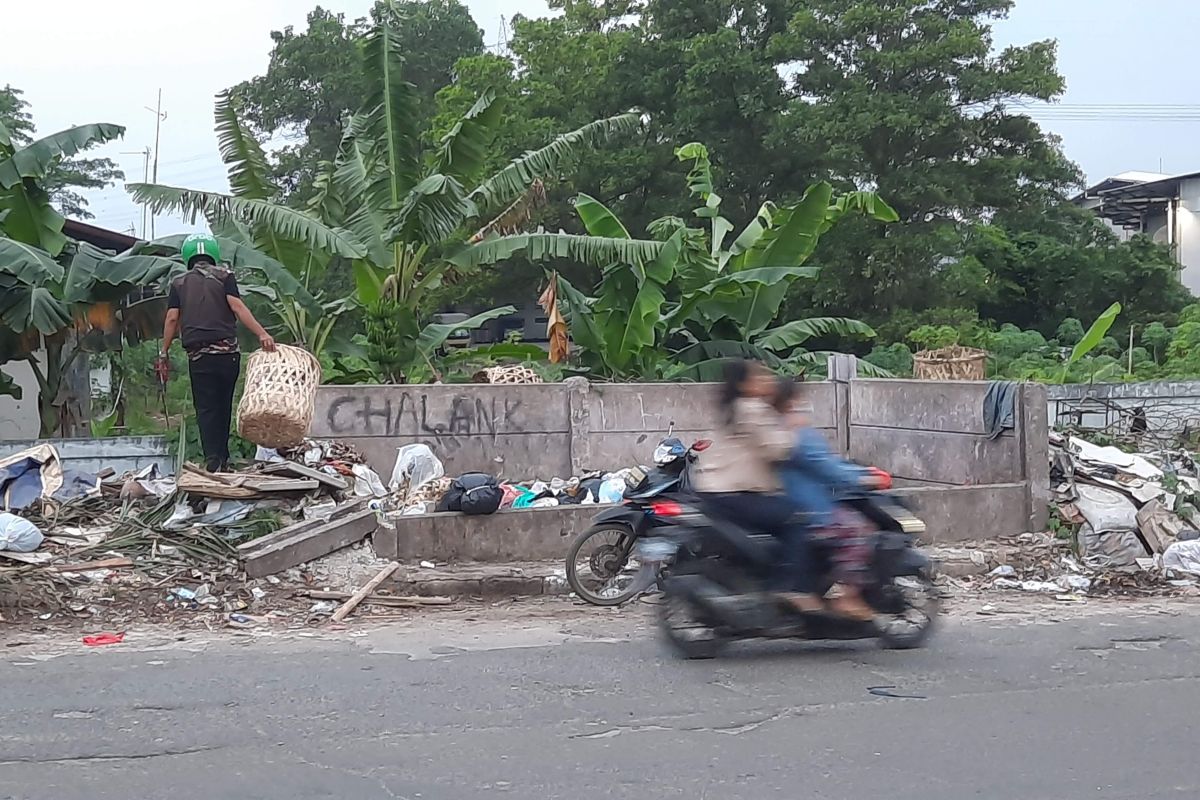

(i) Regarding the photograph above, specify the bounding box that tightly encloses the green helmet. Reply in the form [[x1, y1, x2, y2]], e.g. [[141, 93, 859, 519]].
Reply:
[[181, 233, 221, 267]]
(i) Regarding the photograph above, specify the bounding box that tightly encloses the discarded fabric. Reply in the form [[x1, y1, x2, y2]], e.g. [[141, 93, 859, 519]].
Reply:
[[82, 632, 125, 647]]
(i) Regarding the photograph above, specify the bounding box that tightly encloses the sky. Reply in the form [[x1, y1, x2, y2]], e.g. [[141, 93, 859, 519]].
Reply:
[[3, 0, 1199, 238]]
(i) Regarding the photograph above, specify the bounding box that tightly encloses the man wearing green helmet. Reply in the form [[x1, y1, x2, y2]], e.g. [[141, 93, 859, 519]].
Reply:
[[159, 232, 276, 472]]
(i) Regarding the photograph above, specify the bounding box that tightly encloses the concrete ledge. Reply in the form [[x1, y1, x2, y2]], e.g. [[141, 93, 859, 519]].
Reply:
[[895, 483, 1031, 544], [372, 483, 1034, 564], [374, 505, 601, 563]]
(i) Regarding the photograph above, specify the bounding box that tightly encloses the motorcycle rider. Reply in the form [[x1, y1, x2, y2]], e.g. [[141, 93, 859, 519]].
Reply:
[[691, 359, 824, 614], [772, 377, 877, 621]]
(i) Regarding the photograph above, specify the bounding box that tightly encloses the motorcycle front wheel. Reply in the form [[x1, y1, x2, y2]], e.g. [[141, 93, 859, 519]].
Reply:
[[565, 524, 646, 606], [875, 572, 940, 650]]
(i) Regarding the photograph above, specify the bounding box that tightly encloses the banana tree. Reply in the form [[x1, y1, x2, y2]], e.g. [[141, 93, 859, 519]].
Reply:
[[130, 3, 649, 382], [1, 115, 183, 430], [0, 236, 178, 434], [540, 142, 898, 380]]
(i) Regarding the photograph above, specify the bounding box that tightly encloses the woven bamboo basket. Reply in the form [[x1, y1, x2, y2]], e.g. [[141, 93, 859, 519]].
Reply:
[[913, 346, 988, 381], [236, 344, 322, 449]]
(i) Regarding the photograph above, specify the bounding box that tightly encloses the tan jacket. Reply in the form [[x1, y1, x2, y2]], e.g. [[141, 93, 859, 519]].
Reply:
[[692, 397, 794, 494]]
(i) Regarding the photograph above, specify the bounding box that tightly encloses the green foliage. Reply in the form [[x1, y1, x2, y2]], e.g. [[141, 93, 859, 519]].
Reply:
[[1055, 318, 1085, 347], [1063, 302, 1121, 380], [907, 325, 959, 351], [230, 1, 485, 202], [132, 8, 640, 383], [864, 343, 914, 377], [552, 142, 894, 380]]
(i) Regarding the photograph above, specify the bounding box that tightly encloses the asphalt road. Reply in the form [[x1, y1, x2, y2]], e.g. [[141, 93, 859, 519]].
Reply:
[[2, 601, 1199, 799]]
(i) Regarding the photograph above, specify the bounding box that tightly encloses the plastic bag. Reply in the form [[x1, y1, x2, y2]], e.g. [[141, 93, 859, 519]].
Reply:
[[1163, 540, 1200, 576], [352, 464, 388, 498], [254, 446, 285, 463], [389, 444, 445, 494], [0, 512, 43, 552], [598, 478, 625, 504]]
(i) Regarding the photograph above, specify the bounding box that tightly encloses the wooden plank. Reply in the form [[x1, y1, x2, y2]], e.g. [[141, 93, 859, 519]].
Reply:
[[259, 461, 348, 490], [302, 590, 453, 606], [237, 499, 368, 556], [331, 562, 401, 622], [241, 509, 379, 578]]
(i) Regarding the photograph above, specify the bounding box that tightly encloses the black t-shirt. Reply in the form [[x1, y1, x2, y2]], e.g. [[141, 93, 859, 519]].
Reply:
[[168, 265, 241, 351]]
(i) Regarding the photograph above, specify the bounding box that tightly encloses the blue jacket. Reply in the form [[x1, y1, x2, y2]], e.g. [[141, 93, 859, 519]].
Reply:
[[778, 427, 865, 527]]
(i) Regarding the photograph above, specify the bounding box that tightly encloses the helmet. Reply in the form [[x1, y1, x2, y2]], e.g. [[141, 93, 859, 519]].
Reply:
[[180, 233, 221, 267]]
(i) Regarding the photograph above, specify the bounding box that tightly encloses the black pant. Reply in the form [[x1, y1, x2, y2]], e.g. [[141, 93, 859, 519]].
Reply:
[[698, 491, 815, 593], [188, 353, 241, 472]]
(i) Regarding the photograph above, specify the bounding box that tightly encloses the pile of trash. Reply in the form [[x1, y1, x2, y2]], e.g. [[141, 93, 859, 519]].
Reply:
[[0, 437, 647, 627], [0, 438, 406, 626], [374, 443, 637, 519], [1048, 430, 1200, 589]]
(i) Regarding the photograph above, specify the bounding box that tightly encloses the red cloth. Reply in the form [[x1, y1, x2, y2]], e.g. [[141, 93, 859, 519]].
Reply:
[[82, 632, 125, 647]]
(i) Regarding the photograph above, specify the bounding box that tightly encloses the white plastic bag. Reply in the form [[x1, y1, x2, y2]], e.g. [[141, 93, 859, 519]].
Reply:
[[0, 512, 44, 552], [352, 464, 389, 498], [389, 444, 445, 494]]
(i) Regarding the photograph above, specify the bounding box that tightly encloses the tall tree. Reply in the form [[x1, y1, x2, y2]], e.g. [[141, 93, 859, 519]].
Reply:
[[773, 0, 1080, 317], [0, 85, 123, 220], [232, 1, 485, 201]]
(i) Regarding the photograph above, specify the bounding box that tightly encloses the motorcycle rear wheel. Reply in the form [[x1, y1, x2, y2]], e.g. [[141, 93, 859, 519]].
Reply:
[[565, 524, 645, 606]]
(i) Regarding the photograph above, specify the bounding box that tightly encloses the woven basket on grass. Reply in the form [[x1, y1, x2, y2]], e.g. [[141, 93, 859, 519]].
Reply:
[[913, 346, 988, 381], [236, 344, 322, 449]]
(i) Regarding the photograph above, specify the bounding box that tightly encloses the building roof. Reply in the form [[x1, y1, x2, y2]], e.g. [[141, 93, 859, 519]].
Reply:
[[63, 219, 138, 253], [1077, 170, 1200, 227]]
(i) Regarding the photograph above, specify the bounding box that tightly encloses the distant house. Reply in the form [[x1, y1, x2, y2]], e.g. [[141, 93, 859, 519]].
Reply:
[[1076, 170, 1200, 293]]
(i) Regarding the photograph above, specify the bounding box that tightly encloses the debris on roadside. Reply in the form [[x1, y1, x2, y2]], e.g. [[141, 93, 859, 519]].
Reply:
[[977, 430, 1200, 598]]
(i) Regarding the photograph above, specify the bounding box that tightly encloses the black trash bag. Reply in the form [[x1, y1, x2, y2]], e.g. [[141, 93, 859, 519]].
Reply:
[[437, 473, 503, 515]]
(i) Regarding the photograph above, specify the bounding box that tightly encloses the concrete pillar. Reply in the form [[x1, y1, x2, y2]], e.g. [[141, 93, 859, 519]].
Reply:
[[827, 353, 858, 383], [1020, 383, 1051, 532], [565, 377, 592, 475]]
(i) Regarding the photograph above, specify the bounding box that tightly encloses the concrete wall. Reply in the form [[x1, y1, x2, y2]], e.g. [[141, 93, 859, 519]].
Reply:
[[0, 359, 44, 440], [0, 436, 172, 477], [314, 378, 1049, 543], [1047, 380, 1200, 438], [1179, 177, 1200, 295], [313, 379, 843, 480]]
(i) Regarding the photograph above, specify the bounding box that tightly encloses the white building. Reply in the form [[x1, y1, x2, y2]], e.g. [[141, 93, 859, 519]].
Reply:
[[1077, 170, 1200, 294]]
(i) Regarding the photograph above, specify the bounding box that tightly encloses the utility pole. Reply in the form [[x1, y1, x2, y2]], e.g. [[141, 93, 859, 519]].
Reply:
[[144, 89, 167, 239], [120, 146, 151, 238]]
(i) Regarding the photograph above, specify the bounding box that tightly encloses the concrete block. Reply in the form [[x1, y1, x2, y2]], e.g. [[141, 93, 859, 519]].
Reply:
[[850, 379, 990, 434], [895, 483, 1030, 543], [850, 426, 1020, 485]]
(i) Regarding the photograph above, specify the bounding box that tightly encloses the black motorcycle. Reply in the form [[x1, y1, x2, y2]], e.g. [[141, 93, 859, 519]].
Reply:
[[565, 433, 710, 606], [639, 482, 940, 659]]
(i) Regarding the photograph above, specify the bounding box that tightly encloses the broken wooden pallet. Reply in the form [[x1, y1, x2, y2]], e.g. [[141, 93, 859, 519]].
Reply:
[[178, 464, 319, 499]]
